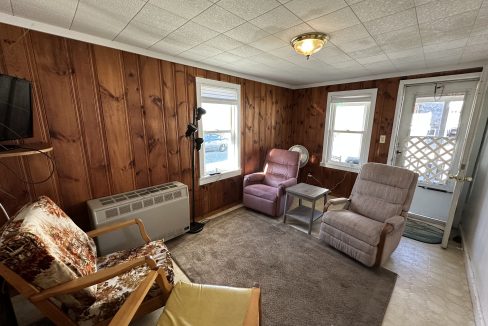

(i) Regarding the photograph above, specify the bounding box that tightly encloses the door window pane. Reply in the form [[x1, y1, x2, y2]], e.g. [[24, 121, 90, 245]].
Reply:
[[401, 94, 465, 187]]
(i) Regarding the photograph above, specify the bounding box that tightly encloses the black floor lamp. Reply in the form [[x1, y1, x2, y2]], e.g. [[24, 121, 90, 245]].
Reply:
[[185, 106, 206, 233]]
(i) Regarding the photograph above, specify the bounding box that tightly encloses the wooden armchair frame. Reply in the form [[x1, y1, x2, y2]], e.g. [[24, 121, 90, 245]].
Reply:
[[109, 279, 262, 326], [0, 218, 173, 326]]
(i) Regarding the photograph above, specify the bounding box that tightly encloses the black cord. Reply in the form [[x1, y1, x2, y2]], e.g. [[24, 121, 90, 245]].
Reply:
[[0, 123, 55, 185], [329, 171, 350, 192], [306, 170, 350, 192]]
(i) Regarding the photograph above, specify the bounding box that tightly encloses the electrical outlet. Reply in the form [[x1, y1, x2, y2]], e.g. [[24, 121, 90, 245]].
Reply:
[[379, 135, 386, 144]]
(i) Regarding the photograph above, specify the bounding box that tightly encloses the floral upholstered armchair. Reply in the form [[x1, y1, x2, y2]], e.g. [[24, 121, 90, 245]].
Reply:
[[0, 196, 174, 325]]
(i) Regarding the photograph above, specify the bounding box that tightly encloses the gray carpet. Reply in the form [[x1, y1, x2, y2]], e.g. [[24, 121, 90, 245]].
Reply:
[[166, 208, 397, 326]]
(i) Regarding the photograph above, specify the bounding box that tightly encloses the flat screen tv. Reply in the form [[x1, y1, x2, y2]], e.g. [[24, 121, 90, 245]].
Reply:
[[0, 74, 33, 141]]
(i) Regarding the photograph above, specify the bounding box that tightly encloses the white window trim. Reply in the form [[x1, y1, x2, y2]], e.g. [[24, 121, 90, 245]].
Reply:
[[320, 88, 378, 173], [196, 77, 241, 185]]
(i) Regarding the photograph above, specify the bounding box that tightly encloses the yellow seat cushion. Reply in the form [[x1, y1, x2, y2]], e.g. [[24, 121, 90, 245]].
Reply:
[[158, 282, 257, 326]]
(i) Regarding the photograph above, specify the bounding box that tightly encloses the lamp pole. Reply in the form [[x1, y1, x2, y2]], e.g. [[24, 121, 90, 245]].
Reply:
[[188, 106, 205, 233]]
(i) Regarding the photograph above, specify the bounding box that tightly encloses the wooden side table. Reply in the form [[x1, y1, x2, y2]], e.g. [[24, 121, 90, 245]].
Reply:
[[283, 183, 329, 234]]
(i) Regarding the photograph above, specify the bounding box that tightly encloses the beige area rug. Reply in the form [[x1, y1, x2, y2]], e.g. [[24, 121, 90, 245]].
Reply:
[[166, 208, 397, 326]]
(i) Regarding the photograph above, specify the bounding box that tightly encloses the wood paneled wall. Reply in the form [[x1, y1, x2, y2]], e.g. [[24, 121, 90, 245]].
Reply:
[[291, 68, 482, 197], [0, 23, 293, 229]]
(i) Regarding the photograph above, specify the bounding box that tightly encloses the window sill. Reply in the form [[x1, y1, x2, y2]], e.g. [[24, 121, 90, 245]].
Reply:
[[320, 162, 360, 173], [199, 169, 242, 185]]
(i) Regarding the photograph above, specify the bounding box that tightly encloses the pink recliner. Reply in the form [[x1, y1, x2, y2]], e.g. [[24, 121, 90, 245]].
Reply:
[[243, 149, 300, 217]]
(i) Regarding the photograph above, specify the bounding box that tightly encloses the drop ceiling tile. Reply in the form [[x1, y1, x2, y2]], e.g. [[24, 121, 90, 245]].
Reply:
[[424, 47, 464, 60], [337, 36, 378, 52], [374, 25, 422, 51], [363, 60, 396, 72], [416, 0, 482, 24], [250, 54, 297, 69], [284, 0, 347, 21], [71, 0, 146, 39], [250, 35, 289, 51], [329, 60, 364, 69], [250, 6, 302, 34], [204, 34, 244, 51], [192, 5, 245, 33], [385, 47, 424, 59], [419, 11, 477, 45], [356, 53, 390, 64], [419, 10, 478, 34], [115, 4, 187, 48], [274, 23, 315, 42], [115, 24, 164, 48], [316, 43, 347, 56], [421, 29, 472, 46], [217, 0, 281, 20], [209, 52, 242, 63], [315, 52, 354, 64], [272, 45, 301, 59], [350, 0, 415, 22], [425, 56, 461, 67], [178, 44, 223, 60], [465, 42, 488, 53], [393, 60, 426, 71], [150, 39, 190, 55], [12, 0, 79, 28], [328, 24, 371, 45], [390, 53, 425, 64], [228, 45, 264, 57], [307, 7, 360, 33], [461, 49, 488, 62], [149, 0, 213, 20], [414, 0, 434, 5], [364, 9, 417, 36], [349, 45, 384, 59], [468, 33, 488, 46], [0, 1, 12, 14], [165, 21, 219, 49], [225, 22, 270, 43], [423, 38, 467, 52]]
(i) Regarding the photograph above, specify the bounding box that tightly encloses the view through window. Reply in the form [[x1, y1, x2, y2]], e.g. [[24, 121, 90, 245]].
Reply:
[[196, 78, 241, 184], [401, 94, 465, 188], [321, 89, 377, 172]]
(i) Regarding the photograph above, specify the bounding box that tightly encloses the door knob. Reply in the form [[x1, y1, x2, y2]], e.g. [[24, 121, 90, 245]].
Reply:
[[448, 174, 473, 182]]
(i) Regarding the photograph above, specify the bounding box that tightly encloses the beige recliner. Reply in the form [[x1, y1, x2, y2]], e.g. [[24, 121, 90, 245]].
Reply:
[[319, 163, 418, 267]]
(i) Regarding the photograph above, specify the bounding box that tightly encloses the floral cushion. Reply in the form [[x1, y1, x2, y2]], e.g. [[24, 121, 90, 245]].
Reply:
[[0, 196, 97, 312], [74, 239, 174, 325]]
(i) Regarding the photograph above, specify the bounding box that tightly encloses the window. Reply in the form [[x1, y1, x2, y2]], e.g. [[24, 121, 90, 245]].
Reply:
[[321, 89, 377, 172], [196, 77, 241, 185]]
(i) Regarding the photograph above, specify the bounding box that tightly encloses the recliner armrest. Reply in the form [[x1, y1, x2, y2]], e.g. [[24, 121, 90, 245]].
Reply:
[[278, 177, 297, 188], [278, 178, 297, 194], [243, 172, 265, 187], [384, 215, 405, 231], [324, 198, 350, 212]]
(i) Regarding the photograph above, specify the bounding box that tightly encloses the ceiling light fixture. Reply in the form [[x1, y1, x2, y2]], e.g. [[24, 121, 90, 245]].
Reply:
[[291, 32, 329, 60]]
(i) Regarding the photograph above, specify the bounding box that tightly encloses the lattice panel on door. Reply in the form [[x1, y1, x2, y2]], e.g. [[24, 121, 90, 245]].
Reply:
[[400, 136, 456, 186]]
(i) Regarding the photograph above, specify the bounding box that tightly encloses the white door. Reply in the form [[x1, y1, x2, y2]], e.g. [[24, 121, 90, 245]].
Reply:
[[390, 78, 479, 247]]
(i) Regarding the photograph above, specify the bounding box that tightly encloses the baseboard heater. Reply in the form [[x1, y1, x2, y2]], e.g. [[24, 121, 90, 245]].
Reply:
[[87, 181, 190, 255]]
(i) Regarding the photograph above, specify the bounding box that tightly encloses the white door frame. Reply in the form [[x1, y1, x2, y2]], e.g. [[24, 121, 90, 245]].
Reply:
[[387, 70, 486, 248], [387, 72, 482, 165]]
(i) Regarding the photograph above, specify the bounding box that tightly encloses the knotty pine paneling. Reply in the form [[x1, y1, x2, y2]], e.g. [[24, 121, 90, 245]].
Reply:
[[0, 23, 293, 229], [291, 68, 482, 198]]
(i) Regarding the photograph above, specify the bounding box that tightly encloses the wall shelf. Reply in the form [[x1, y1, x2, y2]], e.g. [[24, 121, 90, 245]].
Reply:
[[0, 144, 53, 159]]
